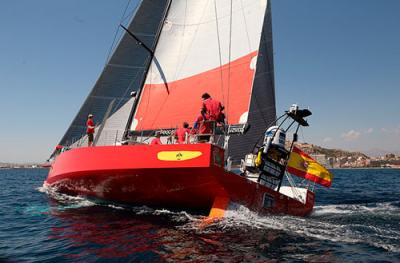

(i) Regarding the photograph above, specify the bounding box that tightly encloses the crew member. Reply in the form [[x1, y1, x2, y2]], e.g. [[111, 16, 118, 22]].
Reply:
[[194, 110, 212, 142], [54, 144, 63, 155], [201, 93, 225, 133], [86, 114, 95, 147], [151, 132, 162, 145], [175, 122, 190, 144]]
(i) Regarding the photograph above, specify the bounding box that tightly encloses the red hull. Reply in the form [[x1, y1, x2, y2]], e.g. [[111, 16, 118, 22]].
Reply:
[[45, 144, 314, 216]]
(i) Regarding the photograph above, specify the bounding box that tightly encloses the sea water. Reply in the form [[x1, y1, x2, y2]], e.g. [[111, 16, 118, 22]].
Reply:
[[0, 168, 399, 262]]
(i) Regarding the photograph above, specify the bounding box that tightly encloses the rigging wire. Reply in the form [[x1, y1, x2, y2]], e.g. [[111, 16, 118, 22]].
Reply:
[[85, 0, 135, 143], [239, 0, 252, 53], [243, 2, 275, 130], [213, 0, 226, 106], [104, 0, 133, 66], [123, 0, 174, 137], [147, 0, 187, 129], [104, 0, 145, 120], [141, 61, 153, 130], [172, 0, 188, 82], [226, 0, 233, 124], [300, 126, 306, 143], [57, 0, 135, 151], [121, 0, 142, 24], [173, 1, 210, 80], [139, 0, 210, 130]]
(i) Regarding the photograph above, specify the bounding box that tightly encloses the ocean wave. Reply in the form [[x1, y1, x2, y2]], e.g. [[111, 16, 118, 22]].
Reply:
[[312, 201, 400, 216], [37, 185, 96, 208], [38, 186, 399, 253], [38, 185, 200, 223], [201, 204, 400, 253]]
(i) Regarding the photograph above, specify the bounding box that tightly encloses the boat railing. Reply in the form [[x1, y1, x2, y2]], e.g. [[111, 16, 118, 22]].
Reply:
[[125, 119, 226, 146], [186, 119, 225, 145], [60, 129, 125, 150], [58, 120, 226, 153]]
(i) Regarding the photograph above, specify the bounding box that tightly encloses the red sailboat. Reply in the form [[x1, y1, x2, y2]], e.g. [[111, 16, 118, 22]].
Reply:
[[44, 0, 332, 218]]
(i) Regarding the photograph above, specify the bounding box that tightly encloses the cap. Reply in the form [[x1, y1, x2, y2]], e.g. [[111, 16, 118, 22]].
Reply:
[[88, 114, 93, 118]]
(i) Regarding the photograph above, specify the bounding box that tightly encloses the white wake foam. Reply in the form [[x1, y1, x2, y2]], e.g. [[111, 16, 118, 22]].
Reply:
[[202, 203, 400, 253], [37, 185, 96, 210], [38, 184, 200, 223], [312, 202, 400, 216]]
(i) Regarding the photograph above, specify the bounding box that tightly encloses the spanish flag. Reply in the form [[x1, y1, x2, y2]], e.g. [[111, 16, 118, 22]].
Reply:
[[287, 146, 333, 188]]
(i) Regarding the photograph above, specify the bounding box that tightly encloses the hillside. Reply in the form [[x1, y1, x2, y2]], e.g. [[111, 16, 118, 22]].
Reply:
[[296, 143, 369, 159]]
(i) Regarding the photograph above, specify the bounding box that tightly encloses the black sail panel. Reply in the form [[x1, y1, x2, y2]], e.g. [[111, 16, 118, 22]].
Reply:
[[228, 2, 276, 163]]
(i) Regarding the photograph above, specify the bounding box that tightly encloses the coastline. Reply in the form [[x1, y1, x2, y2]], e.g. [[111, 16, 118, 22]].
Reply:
[[331, 167, 400, 170]]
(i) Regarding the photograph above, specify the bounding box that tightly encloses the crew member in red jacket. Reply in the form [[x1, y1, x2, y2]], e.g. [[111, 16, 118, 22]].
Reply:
[[201, 93, 225, 129], [194, 110, 212, 142], [151, 132, 162, 145], [86, 114, 95, 147], [175, 122, 190, 144]]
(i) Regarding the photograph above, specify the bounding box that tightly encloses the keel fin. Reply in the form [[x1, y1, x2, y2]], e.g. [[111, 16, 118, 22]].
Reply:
[[199, 196, 230, 228], [208, 195, 230, 219]]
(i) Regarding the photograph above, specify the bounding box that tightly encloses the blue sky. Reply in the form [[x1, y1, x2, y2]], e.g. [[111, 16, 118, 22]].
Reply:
[[0, 0, 399, 162], [273, 0, 400, 156]]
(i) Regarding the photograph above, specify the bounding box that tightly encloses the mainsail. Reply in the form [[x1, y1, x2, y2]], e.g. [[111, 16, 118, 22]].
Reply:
[[130, 0, 276, 162], [55, 1, 170, 149]]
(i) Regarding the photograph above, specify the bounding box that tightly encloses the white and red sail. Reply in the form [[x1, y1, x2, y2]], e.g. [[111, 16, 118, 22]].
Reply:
[[131, 0, 269, 131]]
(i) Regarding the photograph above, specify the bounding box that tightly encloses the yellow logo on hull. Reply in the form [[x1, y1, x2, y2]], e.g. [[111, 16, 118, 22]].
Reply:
[[157, 151, 202, 161]]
